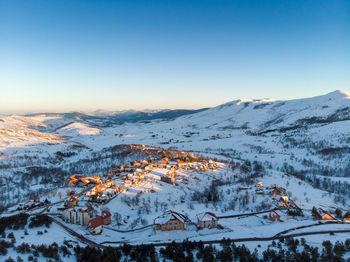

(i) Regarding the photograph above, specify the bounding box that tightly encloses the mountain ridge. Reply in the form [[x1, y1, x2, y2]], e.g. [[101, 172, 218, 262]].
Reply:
[[1, 90, 350, 172]]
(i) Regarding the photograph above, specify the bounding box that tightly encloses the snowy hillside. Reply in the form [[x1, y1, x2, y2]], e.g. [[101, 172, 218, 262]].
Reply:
[[1, 90, 350, 208], [185, 90, 350, 133], [0, 114, 63, 151], [57, 122, 101, 136], [1, 91, 350, 261], [1, 90, 350, 173]]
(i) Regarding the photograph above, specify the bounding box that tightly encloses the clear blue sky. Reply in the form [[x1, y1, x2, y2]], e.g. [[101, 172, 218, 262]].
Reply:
[[0, 0, 349, 113]]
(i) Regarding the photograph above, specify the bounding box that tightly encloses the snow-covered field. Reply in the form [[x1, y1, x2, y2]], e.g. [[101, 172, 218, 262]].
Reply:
[[1, 90, 350, 260]]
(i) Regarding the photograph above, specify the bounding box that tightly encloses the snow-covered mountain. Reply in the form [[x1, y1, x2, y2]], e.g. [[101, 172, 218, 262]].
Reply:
[[188, 89, 350, 133], [164, 90, 350, 175], [22, 108, 208, 128], [1, 90, 350, 184]]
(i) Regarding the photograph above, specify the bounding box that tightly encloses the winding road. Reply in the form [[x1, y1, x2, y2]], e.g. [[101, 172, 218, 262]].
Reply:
[[47, 213, 350, 249]]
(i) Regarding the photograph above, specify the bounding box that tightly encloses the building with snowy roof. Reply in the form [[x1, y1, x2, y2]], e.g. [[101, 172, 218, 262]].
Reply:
[[197, 212, 219, 229], [155, 210, 188, 231]]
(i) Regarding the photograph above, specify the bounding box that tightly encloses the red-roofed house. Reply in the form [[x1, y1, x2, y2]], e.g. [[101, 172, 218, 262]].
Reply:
[[161, 158, 169, 165], [177, 160, 185, 168], [89, 216, 103, 234], [269, 210, 281, 222]]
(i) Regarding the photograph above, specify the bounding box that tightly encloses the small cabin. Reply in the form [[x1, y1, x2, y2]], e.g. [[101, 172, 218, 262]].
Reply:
[[135, 168, 143, 174], [318, 208, 336, 220], [197, 212, 219, 229], [269, 210, 281, 222]]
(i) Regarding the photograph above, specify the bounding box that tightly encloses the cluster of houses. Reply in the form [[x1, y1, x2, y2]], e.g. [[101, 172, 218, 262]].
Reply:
[[85, 180, 122, 203], [153, 206, 348, 232], [65, 175, 102, 187], [63, 205, 111, 234], [59, 178, 348, 236], [60, 153, 219, 234], [255, 181, 349, 223], [64, 174, 111, 205], [16, 199, 51, 211], [62, 206, 221, 234], [313, 207, 350, 222], [154, 210, 220, 231], [61, 203, 347, 235], [64, 154, 218, 206], [254, 181, 303, 222], [62, 207, 221, 234], [114, 157, 218, 188]]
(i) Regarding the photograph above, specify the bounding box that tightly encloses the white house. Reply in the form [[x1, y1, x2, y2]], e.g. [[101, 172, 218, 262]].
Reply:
[[197, 212, 219, 229]]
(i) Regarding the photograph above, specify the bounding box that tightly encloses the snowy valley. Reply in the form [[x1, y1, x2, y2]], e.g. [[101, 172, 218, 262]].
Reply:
[[1, 90, 350, 261]]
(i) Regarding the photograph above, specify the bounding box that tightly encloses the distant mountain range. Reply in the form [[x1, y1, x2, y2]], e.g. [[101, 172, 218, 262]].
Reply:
[[22, 108, 209, 127], [1, 90, 350, 178]]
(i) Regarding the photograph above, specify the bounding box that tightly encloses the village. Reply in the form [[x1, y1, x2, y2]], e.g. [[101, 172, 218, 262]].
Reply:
[[2, 145, 350, 258], [59, 150, 223, 235], [48, 151, 350, 238], [4, 145, 349, 248]]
